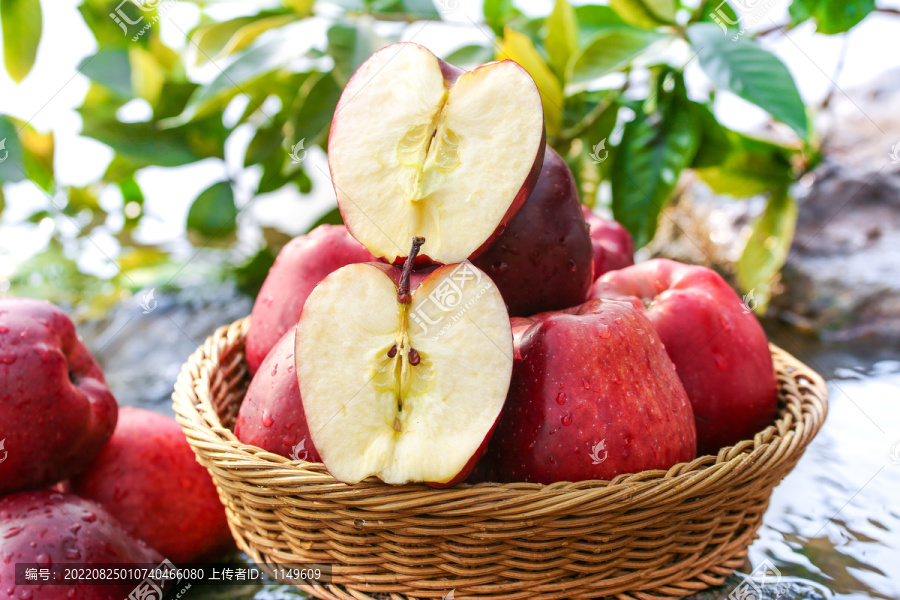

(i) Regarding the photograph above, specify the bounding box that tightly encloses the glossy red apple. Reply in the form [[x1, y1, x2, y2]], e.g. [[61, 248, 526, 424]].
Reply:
[[472, 147, 593, 317], [589, 259, 778, 454], [235, 328, 321, 463], [489, 299, 697, 483], [246, 224, 374, 373], [581, 206, 634, 280], [295, 239, 513, 486], [0, 491, 163, 600], [328, 42, 546, 266], [0, 298, 117, 495], [68, 408, 234, 563]]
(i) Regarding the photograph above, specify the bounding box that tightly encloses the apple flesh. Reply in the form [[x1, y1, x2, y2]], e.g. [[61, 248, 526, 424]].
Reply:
[[581, 206, 634, 280], [489, 299, 697, 484], [68, 407, 234, 564], [589, 259, 778, 454], [0, 298, 118, 495], [0, 491, 163, 600], [328, 42, 546, 265], [235, 328, 321, 463], [472, 147, 593, 317], [246, 224, 374, 373], [295, 239, 513, 485]]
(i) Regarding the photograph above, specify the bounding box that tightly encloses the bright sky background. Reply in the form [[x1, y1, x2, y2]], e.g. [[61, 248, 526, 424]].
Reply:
[[1, 0, 899, 280]]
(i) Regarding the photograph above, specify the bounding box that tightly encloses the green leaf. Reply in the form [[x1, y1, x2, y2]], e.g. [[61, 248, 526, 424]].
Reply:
[[497, 27, 564, 135], [1, 0, 42, 82], [688, 23, 808, 139], [567, 29, 663, 93], [0, 116, 25, 183], [574, 5, 627, 43], [483, 0, 521, 36], [611, 73, 700, 248], [789, 0, 874, 34], [736, 189, 797, 311], [327, 22, 389, 87], [610, 0, 675, 27], [78, 50, 132, 98], [696, 0, 738, 26], [444, 45, 494, 69], [288, 71, 342, 145], [186, 182, 237, 238], [217, 15, 299, 58], [689, 103, 732, 169], [399, 0, 440, 18], [694, 130, 794, 197], [307, 205, 344, 232], [545, 0, 578, 82], [20, 124, 54, 192]]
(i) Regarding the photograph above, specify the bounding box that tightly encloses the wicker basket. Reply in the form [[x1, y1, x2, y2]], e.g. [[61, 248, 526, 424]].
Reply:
[[172, 317, 827, 600]]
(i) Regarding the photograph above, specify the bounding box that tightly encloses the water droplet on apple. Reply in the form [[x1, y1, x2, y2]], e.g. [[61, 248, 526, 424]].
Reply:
[[271, 363, 278, 376], [0, 354, 16, 365], [582, 377, 591, 390], [598, 324, 610, 339], [17, 587, 33, 599], [561, 414, 573, 426], [3, 526, 23, 539], [262, 413, 274, 427], [556, 392, 566, 405], [65, 548, 81, 560], [80, 512, 96, 523], [491, 262, 509, 275], [0, 326, 8, 334], [567, 260, 577, 273], [35, 553, 51, 567], [714, 353, 728, 370], [68, 589, 76, 599], [67, 523, 81, 534]]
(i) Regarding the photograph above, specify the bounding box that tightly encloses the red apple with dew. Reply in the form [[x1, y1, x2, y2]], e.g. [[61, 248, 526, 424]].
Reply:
[[294, 238, 513, 486], [581, 206, 634, 280], [589, 258, 778, 454], [328, 43, 546, 266], [472, 147, 593, 317]]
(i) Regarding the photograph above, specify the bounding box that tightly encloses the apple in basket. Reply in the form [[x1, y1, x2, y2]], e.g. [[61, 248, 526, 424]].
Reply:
[[327, 42, 546, 266], [294, 238, 513, 486]]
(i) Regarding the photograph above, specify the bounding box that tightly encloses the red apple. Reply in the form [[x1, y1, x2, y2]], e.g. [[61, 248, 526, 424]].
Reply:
[[589, 259, 778, 454], [581, 206, 634, 280], [489, 299, 697, 484], [68, 408, 233, 564], [472, 147, 593, 317], [246, 224, 374, 373], [235, 328, 321, 463], [295, 239, 513, 485], [0, 298, 117, 495], [328, 42, 546, 266], [0, 491, 163, 600]]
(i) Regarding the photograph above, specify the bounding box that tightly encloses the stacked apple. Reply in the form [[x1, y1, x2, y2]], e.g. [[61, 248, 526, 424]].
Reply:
[[238, 42, 780, 487], [0, 298, 233, 597]]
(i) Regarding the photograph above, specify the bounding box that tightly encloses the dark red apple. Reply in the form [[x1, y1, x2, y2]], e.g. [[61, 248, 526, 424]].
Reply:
[[246, 224, 374, 373], [472, 147, 593, 317], [0, 298, 118, 495], [0, 491, 163, 600], [581, 206, 634, 280], [589, 258, 778, 454], [68, 408, 233, 564], [235, 328, 321, 463], [489, 299, 696, 484]]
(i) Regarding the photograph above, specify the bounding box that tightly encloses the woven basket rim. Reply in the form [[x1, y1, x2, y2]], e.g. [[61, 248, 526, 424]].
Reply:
[[172, 316, 829, 496]]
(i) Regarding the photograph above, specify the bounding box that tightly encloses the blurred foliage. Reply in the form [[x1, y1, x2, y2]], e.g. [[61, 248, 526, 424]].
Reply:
[[0, 0, 879, 314]]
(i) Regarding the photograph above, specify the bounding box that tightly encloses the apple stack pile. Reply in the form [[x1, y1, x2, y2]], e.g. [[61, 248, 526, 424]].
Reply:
[[0, 299, 234, 597], [236, 43, 779, 487]]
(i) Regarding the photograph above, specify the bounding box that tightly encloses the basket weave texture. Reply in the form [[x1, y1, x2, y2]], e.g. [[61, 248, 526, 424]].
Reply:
[[172, 317, 828, 600]]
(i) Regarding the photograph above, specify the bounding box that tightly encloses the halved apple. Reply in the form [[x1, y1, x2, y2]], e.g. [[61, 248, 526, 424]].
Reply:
[[294, 239, 513, 485], [328, 42, 546, 265]]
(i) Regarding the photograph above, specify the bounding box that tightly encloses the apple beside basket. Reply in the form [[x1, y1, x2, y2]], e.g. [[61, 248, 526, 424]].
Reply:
[[172, 316, 827, 600]]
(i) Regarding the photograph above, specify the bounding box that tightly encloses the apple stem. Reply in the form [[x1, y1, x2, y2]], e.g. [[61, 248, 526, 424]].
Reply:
[[397, 236, 425, 304]]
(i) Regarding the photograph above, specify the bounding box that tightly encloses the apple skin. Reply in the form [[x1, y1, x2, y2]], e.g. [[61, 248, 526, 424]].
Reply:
[[472, 147, 593, 317], [581, 206, 634, 280], [246, 225, 374, 373], [0, 490, 163, 600], [68, 408, 234, 564], [330, 42, 546, 267], [235, 328, 321, 463], [488, 299, 697, 484], [589, 259, 778, 455], [0, 298, 118, 496]]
